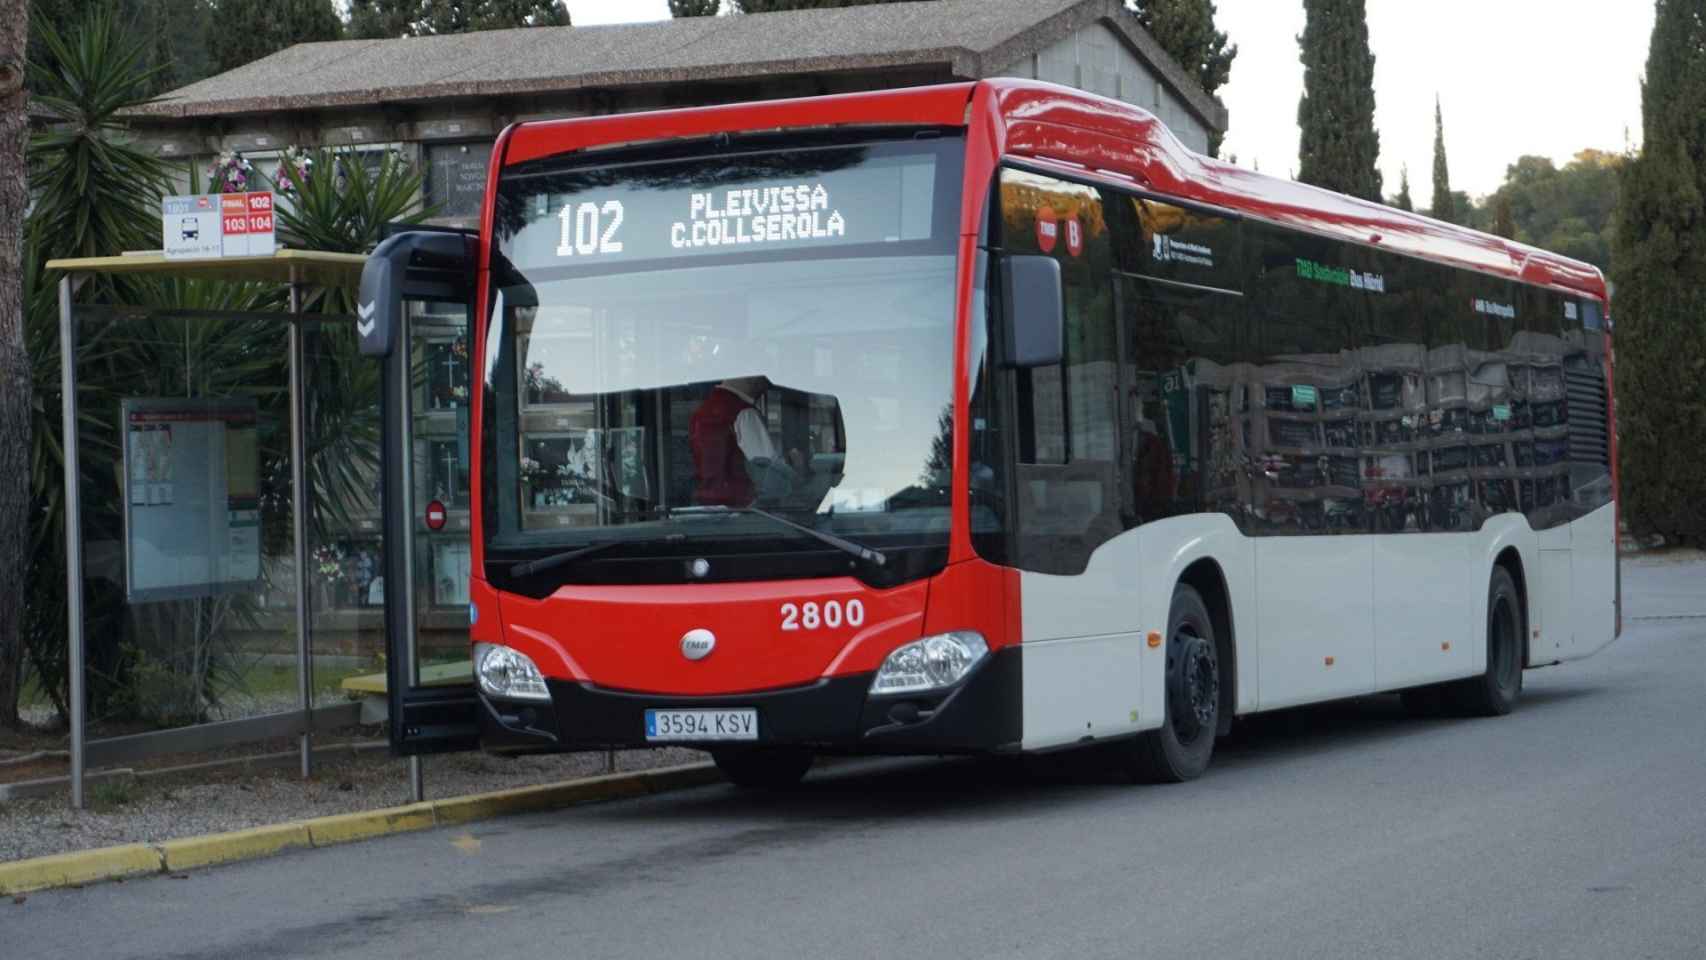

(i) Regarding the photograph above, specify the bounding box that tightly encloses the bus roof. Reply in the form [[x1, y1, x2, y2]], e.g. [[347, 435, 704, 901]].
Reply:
[[501, 79, 1606, 302], [978, 79, 1608, 303]]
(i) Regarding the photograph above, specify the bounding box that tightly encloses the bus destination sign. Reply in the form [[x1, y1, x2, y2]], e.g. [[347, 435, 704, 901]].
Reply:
[[506, 153, 936, 270], [670, 183, 846, 251]]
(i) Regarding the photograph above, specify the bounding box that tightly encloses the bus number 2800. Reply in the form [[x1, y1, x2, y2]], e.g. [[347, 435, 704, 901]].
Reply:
[[780, 600, 864, 631]]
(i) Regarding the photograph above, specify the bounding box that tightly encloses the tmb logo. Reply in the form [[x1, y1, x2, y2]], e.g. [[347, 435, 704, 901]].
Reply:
[[680, 628, 716, 661]]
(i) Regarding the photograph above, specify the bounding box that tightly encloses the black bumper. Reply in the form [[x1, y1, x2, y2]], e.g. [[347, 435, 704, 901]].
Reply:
[[480, 645, 1022, 756]]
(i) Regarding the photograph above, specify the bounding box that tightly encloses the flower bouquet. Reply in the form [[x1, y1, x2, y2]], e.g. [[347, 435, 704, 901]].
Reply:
[[274, 145, 314, 197], [208, 150, 256, 194]]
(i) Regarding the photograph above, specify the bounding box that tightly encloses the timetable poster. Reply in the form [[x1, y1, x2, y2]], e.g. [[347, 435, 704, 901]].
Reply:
[[122, 399, 262, 602]]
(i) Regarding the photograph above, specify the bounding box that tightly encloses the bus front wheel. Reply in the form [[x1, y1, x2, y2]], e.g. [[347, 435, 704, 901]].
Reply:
[[1126, 583, 1219, 783], [711, 747, 814, 789]]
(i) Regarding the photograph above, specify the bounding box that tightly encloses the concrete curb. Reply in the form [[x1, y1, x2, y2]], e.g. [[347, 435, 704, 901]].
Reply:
[[157, 823, 315, 872], [0, 761, 721, 896], [0, 844, 164, 893]]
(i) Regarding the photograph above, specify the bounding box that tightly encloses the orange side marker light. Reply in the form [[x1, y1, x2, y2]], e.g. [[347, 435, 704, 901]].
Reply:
[[1324, 656, 1335, 666], [1146, 631, 1162, 649]]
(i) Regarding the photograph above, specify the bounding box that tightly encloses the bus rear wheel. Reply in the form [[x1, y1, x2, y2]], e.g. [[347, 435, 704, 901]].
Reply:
[[711, 747, 814, 789], [1126, 583, 1219, 783], [1446, 566, 1523, 716]]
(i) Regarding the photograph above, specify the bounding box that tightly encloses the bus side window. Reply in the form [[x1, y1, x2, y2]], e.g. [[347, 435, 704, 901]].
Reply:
[[1116, 277, 1246, 530], [1108, 179, 1250, 533], [995, 166, 1124, 575], [1243, 224, 1372, 535]]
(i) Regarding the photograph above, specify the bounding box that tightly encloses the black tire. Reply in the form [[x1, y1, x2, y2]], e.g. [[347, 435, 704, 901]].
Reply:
[[1445, 566, 1523, 716], [1126, 583, 1220, 783], [711, 747, 813, 789]]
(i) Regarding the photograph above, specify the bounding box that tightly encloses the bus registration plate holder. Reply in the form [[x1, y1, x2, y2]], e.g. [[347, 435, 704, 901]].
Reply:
[[645, 708, 758, 741]]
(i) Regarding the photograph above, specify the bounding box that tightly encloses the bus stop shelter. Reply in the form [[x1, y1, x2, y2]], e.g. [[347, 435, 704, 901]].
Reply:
[[46, 250, 371, 809]]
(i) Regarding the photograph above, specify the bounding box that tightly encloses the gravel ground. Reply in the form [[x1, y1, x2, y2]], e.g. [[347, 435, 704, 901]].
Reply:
[[0, 745, 705, 863]]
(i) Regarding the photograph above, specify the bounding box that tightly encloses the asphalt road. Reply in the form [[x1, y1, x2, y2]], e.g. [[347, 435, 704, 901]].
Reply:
[[8, 561, 1704, 960]]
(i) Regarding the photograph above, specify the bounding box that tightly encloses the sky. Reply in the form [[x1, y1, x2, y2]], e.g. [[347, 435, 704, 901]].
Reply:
[[565, 0, 1654, 199]]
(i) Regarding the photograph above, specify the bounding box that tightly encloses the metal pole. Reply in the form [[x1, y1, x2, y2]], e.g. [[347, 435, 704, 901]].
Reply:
[[397, 308, 424, 804], [58, 277, 86, 810], [289, 273, 313, 780]]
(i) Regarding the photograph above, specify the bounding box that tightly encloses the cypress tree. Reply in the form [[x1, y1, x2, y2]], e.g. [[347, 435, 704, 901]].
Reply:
[[1296, 0, 1381, 201], [1128, 0, 1238, 156], [350, 0, 569, 38], [1393, 164, 1413, 211], [1430, 95, 1454, 222], [1492, 194, 1515, 239], [418, 0, 570, 33], [348, 0, 414, 38], [734, 0, 926, 12], [1611, 0, 1706, 544], [670, 0, 721, 14], [209, 0, 341, 73]]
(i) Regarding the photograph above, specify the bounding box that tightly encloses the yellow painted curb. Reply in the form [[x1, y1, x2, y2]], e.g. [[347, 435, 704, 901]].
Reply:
[[157, 823, 313, 872], [0, 844, 163, 895], [637, 764, 726, 793], [307, 801, 437, 848], [0, 761, 721, 894], [431, 771, 650, 826]]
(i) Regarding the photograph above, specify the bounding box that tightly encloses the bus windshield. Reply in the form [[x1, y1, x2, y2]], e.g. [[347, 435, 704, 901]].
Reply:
[[482, 133, 965, 590]]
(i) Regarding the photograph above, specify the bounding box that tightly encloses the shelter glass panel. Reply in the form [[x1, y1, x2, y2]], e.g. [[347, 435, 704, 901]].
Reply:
[[69, 304, 307, 764]]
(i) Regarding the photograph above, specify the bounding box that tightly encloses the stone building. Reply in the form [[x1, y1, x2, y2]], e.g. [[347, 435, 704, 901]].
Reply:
[[129, 0, 1228, 229]]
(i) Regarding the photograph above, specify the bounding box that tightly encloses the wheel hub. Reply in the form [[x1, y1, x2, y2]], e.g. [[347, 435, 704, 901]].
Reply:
[[1169, 631, 1218, 743]]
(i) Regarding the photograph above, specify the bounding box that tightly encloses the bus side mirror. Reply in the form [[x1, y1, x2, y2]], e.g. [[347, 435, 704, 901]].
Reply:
[[1001, 254, 1064, 368]]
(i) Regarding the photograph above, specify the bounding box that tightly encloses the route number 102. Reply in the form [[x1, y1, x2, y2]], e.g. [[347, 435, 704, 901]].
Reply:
[[556, 200, 624, 257]]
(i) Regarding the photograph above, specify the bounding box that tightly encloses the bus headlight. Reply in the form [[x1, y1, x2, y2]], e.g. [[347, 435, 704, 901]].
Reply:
[[474, 643, 551, 701], [870, 631, 988, 695]]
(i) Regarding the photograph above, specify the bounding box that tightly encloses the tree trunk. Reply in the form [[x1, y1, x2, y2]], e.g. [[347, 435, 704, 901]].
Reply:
[[0, 0, 32, 730]]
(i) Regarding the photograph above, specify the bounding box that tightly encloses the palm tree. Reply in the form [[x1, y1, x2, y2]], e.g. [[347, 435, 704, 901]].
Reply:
[[20, 11, 438, 728]]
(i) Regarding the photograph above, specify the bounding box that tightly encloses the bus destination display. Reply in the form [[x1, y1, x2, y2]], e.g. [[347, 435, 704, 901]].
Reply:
[[504, 149, 939, 270]]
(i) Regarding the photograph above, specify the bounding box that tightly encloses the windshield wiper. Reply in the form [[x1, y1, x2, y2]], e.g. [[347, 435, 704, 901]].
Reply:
[[664, 505, 887, 567], [509, 539, 624, 578]]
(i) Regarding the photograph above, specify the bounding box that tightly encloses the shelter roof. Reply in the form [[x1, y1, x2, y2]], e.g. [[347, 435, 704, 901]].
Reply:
[[45, 250, 368, 289]]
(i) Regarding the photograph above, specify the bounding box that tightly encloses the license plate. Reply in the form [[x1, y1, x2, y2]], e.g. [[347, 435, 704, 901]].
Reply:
[[645, 708, 758, 742]]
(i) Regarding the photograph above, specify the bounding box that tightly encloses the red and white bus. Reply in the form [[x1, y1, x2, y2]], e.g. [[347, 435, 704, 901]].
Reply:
[[360, 79, 1618, 786]]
